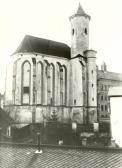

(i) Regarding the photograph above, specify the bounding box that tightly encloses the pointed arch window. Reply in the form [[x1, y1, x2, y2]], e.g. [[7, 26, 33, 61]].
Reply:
[[47, 64, 51, 105], [60, 67, 63, 105], [60, 66, 67, 105], [46, 64, 55, 105], [22, 61, 31, 104], [50, 64, 55, 105], [12, 62, 17, 104], [37, 62, 43, 104]]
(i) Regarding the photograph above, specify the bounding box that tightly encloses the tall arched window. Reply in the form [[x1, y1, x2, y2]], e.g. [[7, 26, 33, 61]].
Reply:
[[50, 64, 55, 105], [37, 62, 43, 104], [60, 67, 63, 105], [62, 66, 67, 105], [46, 64, 55, 105], [12, 61, 17, 104], [60, 65, 67, 105], [47, 64, 51, 105], [22, 61, 31, 104]]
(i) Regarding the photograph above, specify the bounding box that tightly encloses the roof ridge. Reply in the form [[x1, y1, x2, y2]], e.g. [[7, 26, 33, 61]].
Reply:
[[25, 35, 70, 47], [13, 35, 71, 59]]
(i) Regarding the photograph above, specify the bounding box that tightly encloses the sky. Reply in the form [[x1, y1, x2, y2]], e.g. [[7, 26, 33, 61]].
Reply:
[[0, 0, 122, 93]]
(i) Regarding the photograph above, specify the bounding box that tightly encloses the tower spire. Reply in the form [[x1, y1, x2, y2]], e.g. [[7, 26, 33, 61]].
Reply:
[[77, 3, 86, 15], [69, 2, 90, 20]]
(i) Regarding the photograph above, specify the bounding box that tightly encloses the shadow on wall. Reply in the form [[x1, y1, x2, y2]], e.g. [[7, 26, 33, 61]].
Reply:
[[11, 121, 111, 146]]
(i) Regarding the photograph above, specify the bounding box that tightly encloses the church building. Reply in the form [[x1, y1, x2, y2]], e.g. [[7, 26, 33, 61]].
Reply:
[[4, 4, 98, 126]]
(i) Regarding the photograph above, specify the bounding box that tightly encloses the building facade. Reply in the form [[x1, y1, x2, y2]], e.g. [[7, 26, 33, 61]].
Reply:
[[97, 63, 122, 122], [4, 3, 122, 127], [4, 4, 98, 126]]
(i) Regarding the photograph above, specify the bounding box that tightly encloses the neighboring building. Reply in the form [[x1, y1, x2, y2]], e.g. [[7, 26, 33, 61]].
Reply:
[[97, 63, 122, 123], [4, 4, 97, 126]]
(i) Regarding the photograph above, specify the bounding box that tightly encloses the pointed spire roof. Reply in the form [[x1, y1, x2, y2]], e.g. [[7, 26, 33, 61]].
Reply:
[[101, 61, 107, 71], [69, 2, 91, 20], [77, 3, 86, 15]]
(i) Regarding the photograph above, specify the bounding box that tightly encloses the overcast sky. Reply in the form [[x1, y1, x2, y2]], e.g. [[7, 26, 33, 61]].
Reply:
[[0, 0, 122, 93]]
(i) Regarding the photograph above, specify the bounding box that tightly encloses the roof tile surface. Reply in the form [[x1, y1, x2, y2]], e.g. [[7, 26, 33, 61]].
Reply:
[[1, 145, 122, 168], [98, 70, 122, 81], [14, 35, 70, 59]]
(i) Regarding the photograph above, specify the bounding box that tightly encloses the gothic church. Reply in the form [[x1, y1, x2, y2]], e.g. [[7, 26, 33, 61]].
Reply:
[[4, 4, 98, 126]]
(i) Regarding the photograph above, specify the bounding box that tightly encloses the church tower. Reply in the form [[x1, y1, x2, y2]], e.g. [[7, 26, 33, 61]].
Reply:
[[70, 3, 90, 57], [69, 3, 97, 124]]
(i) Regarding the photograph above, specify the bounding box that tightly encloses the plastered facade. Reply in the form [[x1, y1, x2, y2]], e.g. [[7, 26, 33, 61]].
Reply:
[[4, 4, 98, 125]]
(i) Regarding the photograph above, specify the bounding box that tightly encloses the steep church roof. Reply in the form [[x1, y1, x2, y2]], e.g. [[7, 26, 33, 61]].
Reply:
[[13, 35, 71, 59]]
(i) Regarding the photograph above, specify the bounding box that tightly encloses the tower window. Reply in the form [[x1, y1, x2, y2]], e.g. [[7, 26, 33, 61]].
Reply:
[[101, 95, 103, 101], [92, 98, 94, 101], [72, 29, 75, 35], [84, 28, 87, 35], [92, 84, 94, 87]]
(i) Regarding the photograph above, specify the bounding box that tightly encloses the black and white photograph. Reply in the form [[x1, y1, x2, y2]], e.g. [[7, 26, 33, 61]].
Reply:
[[0, 0, 122, 167]]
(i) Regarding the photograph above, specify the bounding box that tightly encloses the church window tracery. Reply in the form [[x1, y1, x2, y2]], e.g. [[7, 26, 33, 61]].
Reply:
[[21, 61, 31, 104], [37, 62, 43, 104]]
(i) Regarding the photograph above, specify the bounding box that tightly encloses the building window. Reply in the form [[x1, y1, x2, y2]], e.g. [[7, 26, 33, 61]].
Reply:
[[101, 85, 103, 91], [101, 114, 104, 118], [60, 66, 67, 106], [84, 28, 87, 35], [91, 70, 93, 74], [60, 67, 63, 105], [105, 95, 107, 101], [72, 29, 75, 35], [46, 64, 55, 105], [105, 105, 107, 111], [50, 64, 55, 105], [22, 61, 31, 104], [101, 95, 103, 101], [101, 105, 104, 111], [92, 84, 94, 87], [13, 62, 17, 104], [47, 65, 51, 105], [37, 62, 43, 104], [57, 63, 67, 106], [23, 87, 29, 93], [92, 98, 94, 101], [74, 99, 76, 105]]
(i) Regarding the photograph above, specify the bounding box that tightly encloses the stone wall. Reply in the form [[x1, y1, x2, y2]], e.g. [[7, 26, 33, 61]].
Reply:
[[4, 105, 85, 124]]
